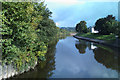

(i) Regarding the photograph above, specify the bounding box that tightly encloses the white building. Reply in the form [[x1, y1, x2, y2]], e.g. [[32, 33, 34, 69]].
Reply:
[[89, 26, 99, 33]]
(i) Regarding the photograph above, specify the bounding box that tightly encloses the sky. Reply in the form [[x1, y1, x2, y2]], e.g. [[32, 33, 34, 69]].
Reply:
[[44, 0, 119, 27]]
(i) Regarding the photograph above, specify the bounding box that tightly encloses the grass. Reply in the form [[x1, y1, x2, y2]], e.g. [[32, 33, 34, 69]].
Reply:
[[76, 33, 116, 41]]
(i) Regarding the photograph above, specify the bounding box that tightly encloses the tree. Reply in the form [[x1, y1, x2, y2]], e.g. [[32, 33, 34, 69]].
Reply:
[[2, 2, 58, 71], [114, 22, 120, 37], [75, 21, 88, 33], [94, 15, 118, 35]]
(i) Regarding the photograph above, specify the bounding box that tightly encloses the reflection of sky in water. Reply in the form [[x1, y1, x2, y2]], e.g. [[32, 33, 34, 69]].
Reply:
[[51, 37, 118, 78]]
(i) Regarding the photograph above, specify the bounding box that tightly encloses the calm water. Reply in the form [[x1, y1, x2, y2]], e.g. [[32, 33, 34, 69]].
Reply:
[[11, 36, 119, 79]]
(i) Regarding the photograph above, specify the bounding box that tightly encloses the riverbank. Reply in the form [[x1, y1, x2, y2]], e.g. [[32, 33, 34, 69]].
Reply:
[[1, 61, 37, 80], [76, 33, 116, 41], [73, 35, 120, 48]]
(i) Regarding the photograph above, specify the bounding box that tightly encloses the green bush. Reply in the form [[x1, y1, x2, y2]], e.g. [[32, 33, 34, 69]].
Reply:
[[2, 2, 57, 71]]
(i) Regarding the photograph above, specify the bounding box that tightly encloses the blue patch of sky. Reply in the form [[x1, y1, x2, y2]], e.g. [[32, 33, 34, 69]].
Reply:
[[45, 1, 118, 27]]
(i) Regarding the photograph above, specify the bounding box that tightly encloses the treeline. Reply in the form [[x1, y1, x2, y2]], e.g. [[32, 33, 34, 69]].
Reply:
[[75, 15, 120, 37], [1, 2, 58, 70], [56, 27, 71, 38], [60, 27, 76, 32]]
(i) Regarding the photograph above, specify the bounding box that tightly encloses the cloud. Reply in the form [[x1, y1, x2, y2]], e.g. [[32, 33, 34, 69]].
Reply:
[[56, 22, 60, 26], [45, 1, 118, 27]]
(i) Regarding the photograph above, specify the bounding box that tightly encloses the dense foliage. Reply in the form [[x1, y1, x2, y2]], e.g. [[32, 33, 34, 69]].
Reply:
[[94, 15, 120, 35], [76, 15, 120, 39], [1, 2, 58, 71], [75, 21, 88, 33]]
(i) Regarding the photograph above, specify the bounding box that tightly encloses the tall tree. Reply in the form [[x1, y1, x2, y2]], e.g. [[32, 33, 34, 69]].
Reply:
[[75, 21, 87, 33], [94, 15, 118, 35]]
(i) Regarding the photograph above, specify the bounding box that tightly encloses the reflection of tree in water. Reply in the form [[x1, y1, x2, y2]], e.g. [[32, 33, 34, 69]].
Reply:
[[75, 39, 120, 73], [75, 40, 87, 54], [40, 40, 59, 78], [93, 47, 120, 72], [11, 40, 59, 79]]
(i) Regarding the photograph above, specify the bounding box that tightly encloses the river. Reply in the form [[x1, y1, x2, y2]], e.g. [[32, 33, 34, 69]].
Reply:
[[9, 36, 119, 79]]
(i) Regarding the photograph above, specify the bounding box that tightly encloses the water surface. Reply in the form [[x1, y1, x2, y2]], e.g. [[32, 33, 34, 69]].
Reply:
[[11, 36, 119, 79]]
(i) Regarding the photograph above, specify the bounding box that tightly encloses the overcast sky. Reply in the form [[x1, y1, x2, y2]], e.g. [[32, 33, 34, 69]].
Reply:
[[44, 0, 118, 27]]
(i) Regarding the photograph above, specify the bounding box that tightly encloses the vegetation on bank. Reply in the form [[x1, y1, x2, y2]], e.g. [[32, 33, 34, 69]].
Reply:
[[1, 2, 68, 72], [76, 33, 116, 41], [57, 28, 73, 38], [75, 15, 120, 41], [60, 27, 76, 32]]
